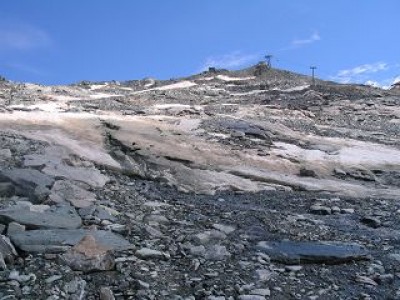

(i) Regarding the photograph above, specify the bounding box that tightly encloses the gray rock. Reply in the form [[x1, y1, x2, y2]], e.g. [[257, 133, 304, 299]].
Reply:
[[95, 207, 116, 222], [0, 224, 6, 234], [299, 167, 317, 177], [0, 149, 12, 159], [60, 235, 115, 272], [190, 245, 206, 257], [45, 275, 63, 284], [285, 265, 303, 272], [341, 208, 355, 214], [136, 248, 170, 260], [0, 205, 82, 229], [0, 235, 17, 258], [64, 278, 86, 298], [8, 270, 36, 283], [250, 289, 271, 297], [6, 222, 25, 236], [0, 169, 54, 188], [192, 230, 227, 245], [388, 252, 400, 262], [0, 182, 15, 197], [0, 252, 5, 270], [310, 204, 331, 215], [212, 224, 236, 234], [100, 287, 115, 300], [238, 295, 266, 300], [143, 213, 169, 225], [10, 229, 132, 253], [256, 240, 369, 264], [49, 180, 96, 208], [0, 169, 54, 201], [255, 269, 273, 282], [0, 234, 17, 270], [33, 185, 51, 203], [204, 245, 231, 261], [334, 168, 347, 176], [42, 164, 108, 188]]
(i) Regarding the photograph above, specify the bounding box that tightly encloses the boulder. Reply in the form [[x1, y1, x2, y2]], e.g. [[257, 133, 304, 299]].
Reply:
[[49, 180, 97, 208], [60, 235, 115, 272], [42, 164, 108, 188], [10, 229, 132, 253], [0, 204, 81, 229], [0, 234, 17, 269], [0, 168, 54, 202], [256, 240, 369, 265]]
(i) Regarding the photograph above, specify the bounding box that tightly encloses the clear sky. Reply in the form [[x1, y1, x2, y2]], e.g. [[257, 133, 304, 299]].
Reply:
[[0, 1, 399, 87]]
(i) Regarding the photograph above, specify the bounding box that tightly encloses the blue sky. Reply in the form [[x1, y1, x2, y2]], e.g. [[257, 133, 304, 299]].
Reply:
[[0, 1, 399, 87]]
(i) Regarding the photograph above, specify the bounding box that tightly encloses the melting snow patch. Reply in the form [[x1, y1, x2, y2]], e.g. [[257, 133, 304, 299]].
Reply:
[[157, 81, 197, 90], [272, 85, 310, 92], [216, 75, 255, 81], [154, 104, 192, 109], [89, 84, 108, 90]]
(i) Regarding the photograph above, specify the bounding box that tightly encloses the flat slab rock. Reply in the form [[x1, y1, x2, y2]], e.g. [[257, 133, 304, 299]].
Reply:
[[256, 240, 370, 264], [42, 164, 108, 188], [0, 205, 82, 230], [10, 229, 132, 253], [0, 169, 54, 188]]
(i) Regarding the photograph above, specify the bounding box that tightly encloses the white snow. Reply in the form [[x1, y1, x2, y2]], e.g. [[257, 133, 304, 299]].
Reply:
[[131, 81, 197, 94], [89, 93, 123, 99], [89, 84, 108, 90], [216, 75, 255, 81], [9, 103, 65, 113], [231, 90, 264, 96], [199, 76, 215, 81], [272, 85, 310, 92], [154, 104, 192, 109], [50, 95, 80, 101], [157, 81, 197, 90], [271, 141, 400, 169]]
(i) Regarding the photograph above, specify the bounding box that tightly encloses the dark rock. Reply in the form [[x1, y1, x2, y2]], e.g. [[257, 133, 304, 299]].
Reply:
[[0, 182, 15, 197], [10, 229, 132, 253], [361, 216, 381, 228], [256, 240, 370, 264], [0, 168, 54, 188], [0, 169, 54, 201], [0, 235, 17, 269], [299, 167, 318, 178]]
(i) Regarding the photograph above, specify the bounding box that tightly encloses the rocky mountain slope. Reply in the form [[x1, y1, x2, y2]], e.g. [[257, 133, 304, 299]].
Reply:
[[0, 63, 399, 299]]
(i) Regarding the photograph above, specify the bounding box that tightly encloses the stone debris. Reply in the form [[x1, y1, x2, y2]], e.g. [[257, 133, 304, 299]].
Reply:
[[0, 64, 399, 299]]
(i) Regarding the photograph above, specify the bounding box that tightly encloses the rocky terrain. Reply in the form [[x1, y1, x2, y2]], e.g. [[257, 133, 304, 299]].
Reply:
[[0, 63, 399, 299]]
